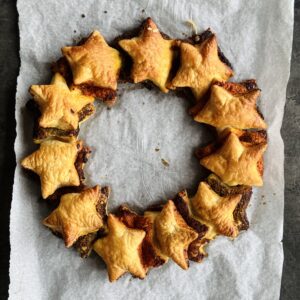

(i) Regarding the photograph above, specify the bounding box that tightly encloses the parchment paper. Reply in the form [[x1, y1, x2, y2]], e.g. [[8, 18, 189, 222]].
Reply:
[[10, 0, 294, 299]]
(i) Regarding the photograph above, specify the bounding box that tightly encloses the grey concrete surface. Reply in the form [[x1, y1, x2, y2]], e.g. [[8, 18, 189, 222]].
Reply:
[[0, 1, 299, 299], [280, 1, 300, 298], [0, 1, 18, 299]]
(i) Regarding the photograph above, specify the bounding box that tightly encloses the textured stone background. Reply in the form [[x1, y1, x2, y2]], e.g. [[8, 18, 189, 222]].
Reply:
[[0, 1, 299, 299]]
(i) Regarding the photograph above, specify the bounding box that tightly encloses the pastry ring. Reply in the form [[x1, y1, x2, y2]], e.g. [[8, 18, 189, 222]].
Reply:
[[21, 18, 267, 282]]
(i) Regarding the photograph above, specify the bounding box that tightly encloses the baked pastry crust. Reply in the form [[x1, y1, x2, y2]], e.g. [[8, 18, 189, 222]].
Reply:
[[154, 200, 198, 269], [43, 186, 107, 247], [206, 174, 252, 232], [51, 57, 118, 107], [191, 182, 243, 238], [119, 18, 174, 93], [21, 140, 83, 198], [172, 190, 210, 262], [73, 185, 110, 257], [21, 18, 269, 282], [62, 31, 122, 90], [200, 132, 267, 186], [170, 34, 233, 101], [29, 73, 95, 132], [195, 128, 267, 160], [93, 214, 146, 282], [194, 82, 267, 130], [117, 206, 168, 270]]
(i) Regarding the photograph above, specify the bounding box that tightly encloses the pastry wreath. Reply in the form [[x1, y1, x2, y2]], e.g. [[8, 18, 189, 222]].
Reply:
[[21, 18, 267, 282]]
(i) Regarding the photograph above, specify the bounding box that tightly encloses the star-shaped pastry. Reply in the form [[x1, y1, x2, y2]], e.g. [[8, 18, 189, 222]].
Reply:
[[172, 190, 210, 263], [143, 211, 170, 267], [117, 206, 169, 270], [73, 186, 110, 258], [194, 84, 267, 130], [119, 18, 174, 92], [21, 140, 82, 199], [62, 31, 122, 90], [200, 132, 267, 186], [29, 73, 95, 131], [191, 182, 243, 238], [170, 35, 233, 101], [43, 186, 107, 247], [93, 214, 146, 282], [154, 200, 198, 269], [205, 173, 253, 232]]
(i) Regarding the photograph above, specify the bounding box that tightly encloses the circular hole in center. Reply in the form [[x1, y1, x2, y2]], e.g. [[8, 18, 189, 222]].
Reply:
[[80, 85, 212, 211]]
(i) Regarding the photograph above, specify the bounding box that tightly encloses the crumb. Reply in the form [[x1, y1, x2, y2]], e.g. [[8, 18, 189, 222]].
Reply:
[[194, 35, 200, 42], [262, 202, 267, 205], [261, 195, 265, 198], [81, 14, 85, 18], [161, 158, 169, 167], [74, 30, 77, 33], [155, 148, 160, 152], [107, 107, 111, 110], [104, 10, 107, 14], [142, 9, 145, 13], [273, 193, 276, 196], [142, 102, 145, 105]]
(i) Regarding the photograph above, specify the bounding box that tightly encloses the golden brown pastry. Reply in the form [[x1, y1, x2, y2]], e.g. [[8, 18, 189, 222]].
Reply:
[[195, 128, 267, 161], [119, 18, 174, 92], [217, 127, 268, 145], [21, 19, 269, 283], [51, 56, 118, 107], [189, 79, 259, 118], [194, 83, 267, 130], [206, 173, 251, 196], [62, 31, 122, 90], [200, 132, 267, 186], [206, 174, 253, 232], [73, 186, 110, 257], [21, 140, 83, 198], [117, 206, 168, 270], [143, 211, 170, 265], [170, 34, 233, 101], [154, 200, 198, 269], [190, 182, 243, 238], [172, 190, 210, 263], [43, 186, 107, 247], [29, 73, 95, 132], [93, 214, 146, 282]]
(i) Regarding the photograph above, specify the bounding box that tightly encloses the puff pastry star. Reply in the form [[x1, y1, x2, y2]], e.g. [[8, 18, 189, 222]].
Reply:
[[29, 73, 94, 131], [170, 35, 233, 101], [172, 190, 210, 263], [191, 182, 242, 238], [154, 200, 198, 269], [119, 18, 174, 92], [194, 84, 267, 129], [200, 132, 267, 186], [43, 186, 106, 247], [117, 206, 169, 270], [21, 140, 82, 198], [93, 214, 146, 282], [62, 31, 122, 90]]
